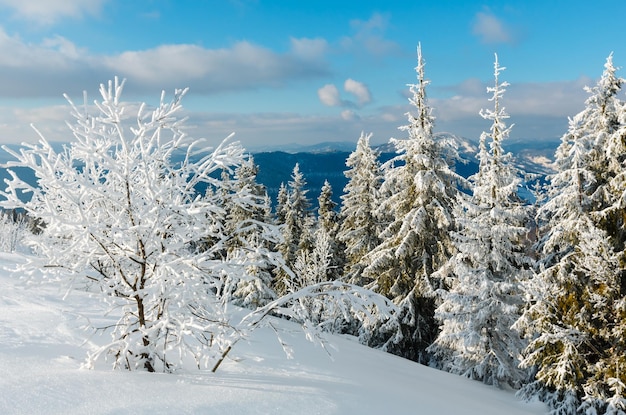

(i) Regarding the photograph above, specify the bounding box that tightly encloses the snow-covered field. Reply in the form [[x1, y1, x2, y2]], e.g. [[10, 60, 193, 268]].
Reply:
[[0, 252, 547, 414]]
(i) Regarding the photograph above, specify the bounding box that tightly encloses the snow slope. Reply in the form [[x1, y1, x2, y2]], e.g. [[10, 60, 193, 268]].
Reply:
[[0, 252, 547, 414]]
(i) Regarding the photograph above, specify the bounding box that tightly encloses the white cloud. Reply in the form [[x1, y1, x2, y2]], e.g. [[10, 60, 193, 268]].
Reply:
[[430, 77, 591, 140], [0, 29, 77, 69], [103, 40, 329, 93], [0, 97, 400, 149], [0, 0, 106, 24], [41, 35, 85, 59], [187, 110, 387, 149], [506, 79, 590, 116], [344, 79, 371, 105], [381, 112, 399, 122], [0, 74, 591, 149], [318, 79, 371, 109], [0, 104, 71, 145], [352, 12, 388, 32], [0, 32, 330, 98], [433, 77, 590, 122], [318, 84, 342, 107], [472, 11, 513, 44]]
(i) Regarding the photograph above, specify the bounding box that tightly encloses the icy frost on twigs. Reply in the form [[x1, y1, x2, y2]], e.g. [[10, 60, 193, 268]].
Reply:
[[242, 281, 399, 357], [0, 77, 256, 372]]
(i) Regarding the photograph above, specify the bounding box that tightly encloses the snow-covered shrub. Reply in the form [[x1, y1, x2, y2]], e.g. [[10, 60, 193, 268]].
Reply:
[[240, 281, 399, 360], [0, 210, 32, 252], [0, 78, 275, 372]]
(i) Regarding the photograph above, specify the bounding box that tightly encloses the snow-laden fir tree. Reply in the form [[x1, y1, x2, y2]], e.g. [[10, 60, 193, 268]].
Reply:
[[224, 157, 281, 308], [581, 54, 623, 206], [0, 78, 282, 372], [286, 181, 349, 332], [606, 100, 626, 261], [569, 55, 625, 285], [293, 225, 333, 288], [273, 163, 313, 295], [316, 180, 344, 281], [291, 226, 333, 320], [515, 56, 626, 415], [337, 132, 383, 285], [428, 55, 532, 388], [317, 180, 338, 238], [275, 182, 289, 224], [361, 44, 465, 363], [603, 93, 626, 415]]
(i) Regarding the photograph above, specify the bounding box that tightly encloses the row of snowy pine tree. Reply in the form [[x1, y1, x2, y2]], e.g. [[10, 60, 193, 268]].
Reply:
[[237, 46, 625, 415]]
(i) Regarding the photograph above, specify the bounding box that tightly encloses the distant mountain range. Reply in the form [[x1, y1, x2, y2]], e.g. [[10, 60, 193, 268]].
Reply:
[[0, 135, 560, 208], [247, 141, 360, 154], [252, 134, 560, 208]]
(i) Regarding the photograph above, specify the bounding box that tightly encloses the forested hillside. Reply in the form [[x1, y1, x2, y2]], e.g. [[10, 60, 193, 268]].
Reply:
[[1, 47, 625, 415]]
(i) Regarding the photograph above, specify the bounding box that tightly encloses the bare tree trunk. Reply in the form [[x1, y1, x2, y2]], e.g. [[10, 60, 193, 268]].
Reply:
[[135, 294, 155, 372]]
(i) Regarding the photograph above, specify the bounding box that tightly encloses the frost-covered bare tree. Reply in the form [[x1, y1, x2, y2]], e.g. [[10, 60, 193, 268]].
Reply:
[[0, 78, 281, 373], [241, 278, 399, 360]]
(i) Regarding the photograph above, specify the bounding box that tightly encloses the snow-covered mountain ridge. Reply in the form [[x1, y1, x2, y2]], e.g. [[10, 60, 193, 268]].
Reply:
[[251, 134, 557, 206], [0, 134, 556, 208]]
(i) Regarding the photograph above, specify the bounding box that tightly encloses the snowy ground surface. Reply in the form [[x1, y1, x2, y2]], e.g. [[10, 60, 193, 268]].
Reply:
[[0, 252, 547, 414]]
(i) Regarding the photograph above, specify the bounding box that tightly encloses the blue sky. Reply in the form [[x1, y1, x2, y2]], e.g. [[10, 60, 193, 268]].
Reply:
[[0, 0, 624, 150]]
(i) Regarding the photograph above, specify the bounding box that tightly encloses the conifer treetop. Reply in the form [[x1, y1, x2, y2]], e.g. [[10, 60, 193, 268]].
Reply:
[[479, 54, 513, 151], [401, 42, 435, 139], [584, 53, 622, 106]]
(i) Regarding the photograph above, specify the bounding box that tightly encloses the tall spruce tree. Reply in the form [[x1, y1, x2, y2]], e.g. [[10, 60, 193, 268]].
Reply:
[[337, 132, 383, 285], [316, 180, 344, 281], [516, 55, 626, 415], [275, 182, 289, 224], [361, 44, 464, 362], [273, 163, 313, 295], [317, 180, 338, 236], [428, 55, 532, 388], [225, 156, 280, 308]]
